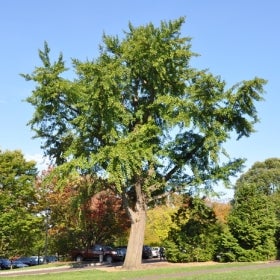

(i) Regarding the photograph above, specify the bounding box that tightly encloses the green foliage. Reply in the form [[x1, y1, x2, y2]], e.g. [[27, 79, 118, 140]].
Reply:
[[236, 158, 280, 196], [222, 158, 280, 262], [145, 205, 177, 245], [0, 150, 42, 257], [22, 17, 266, 200], [165, 196, 222, 262], [217, 227, 247, 262]]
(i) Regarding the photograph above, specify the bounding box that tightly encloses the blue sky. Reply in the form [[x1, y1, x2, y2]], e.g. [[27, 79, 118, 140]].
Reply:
[[1, 0, 279, 199]]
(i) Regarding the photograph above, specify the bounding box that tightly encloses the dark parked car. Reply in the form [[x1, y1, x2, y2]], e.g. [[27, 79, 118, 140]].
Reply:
[[11, 260, 29, 269], [114, 245, 153, 260], [45, 255, 58, 263], [15, 257, 38, 266], [0, 258, 11, 269], [142, 245, 152, 259], [30, 256, 44, 265], [71, 244, 118, 263], [115, 246, 127, 261]]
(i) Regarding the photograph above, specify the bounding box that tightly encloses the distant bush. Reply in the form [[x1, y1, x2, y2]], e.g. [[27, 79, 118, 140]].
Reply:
[[164, 196, 222, 263]]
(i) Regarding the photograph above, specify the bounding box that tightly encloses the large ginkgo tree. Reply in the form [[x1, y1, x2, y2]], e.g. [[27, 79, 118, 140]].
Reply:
[[22, 17, 266, 269]]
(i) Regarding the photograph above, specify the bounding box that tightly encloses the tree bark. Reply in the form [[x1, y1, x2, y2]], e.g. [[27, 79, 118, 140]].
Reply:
[[122, 182, 147, 269]]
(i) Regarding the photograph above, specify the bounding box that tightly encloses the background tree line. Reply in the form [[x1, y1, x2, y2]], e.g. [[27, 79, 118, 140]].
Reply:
[[164, 158, 280, 262], [1, 149, 280, 262]]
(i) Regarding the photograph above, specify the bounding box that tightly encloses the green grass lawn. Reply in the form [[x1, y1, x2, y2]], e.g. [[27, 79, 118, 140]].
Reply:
[[1, 262, 280, 280]]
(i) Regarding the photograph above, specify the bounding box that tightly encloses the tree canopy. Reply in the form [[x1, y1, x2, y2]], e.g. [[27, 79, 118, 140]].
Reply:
[[0, 150, 41, 257], [22, 17, 266, 268], [221, 158, 280, 261], [165, 196, 222, 262], [34, 169, 130, 256]]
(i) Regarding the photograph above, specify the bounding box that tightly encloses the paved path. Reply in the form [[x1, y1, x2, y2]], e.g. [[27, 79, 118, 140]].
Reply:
[[1, 260, 280, 278], [0, 262, 117, 277]]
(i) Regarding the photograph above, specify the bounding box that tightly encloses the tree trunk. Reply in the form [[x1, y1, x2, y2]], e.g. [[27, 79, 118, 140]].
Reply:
[[122, 182, 147, 269]]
